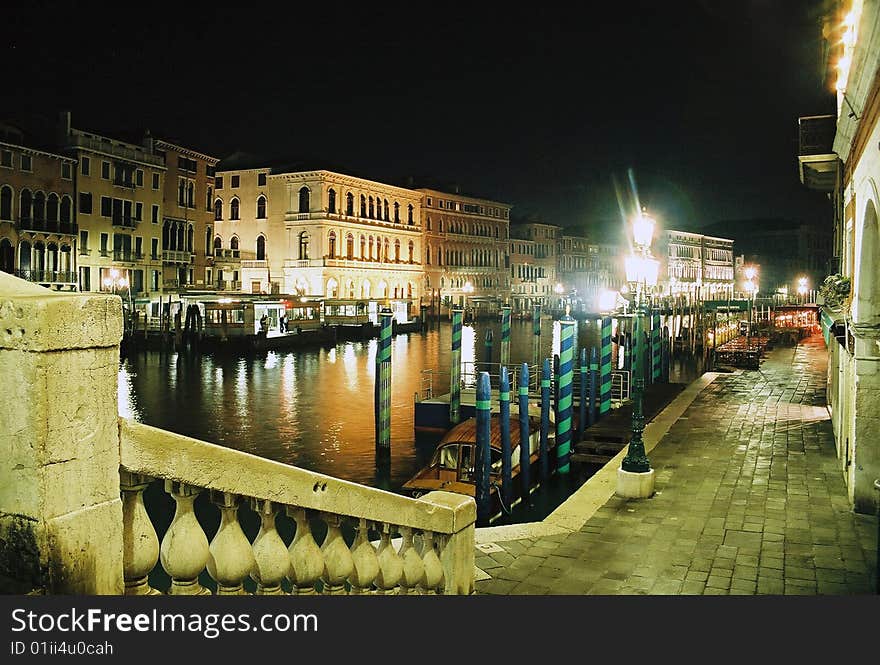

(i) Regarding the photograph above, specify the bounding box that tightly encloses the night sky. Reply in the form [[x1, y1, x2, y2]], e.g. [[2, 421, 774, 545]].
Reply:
[[3, 1, 836, 242]]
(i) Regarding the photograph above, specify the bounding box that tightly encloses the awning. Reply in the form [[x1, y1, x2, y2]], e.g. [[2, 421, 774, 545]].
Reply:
[[819, 308, 845, 348]]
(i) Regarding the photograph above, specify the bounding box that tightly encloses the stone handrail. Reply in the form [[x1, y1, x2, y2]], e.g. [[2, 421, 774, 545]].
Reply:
[[119, 419, 475, 595]]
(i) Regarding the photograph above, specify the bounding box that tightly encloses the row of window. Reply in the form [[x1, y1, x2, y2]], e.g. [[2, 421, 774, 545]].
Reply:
[[0, 186, 73, 224], [1, 149, 74, 180], [215, 173, 265, 189], [424, 197, 509, 219], [214, 196, 267, 221]]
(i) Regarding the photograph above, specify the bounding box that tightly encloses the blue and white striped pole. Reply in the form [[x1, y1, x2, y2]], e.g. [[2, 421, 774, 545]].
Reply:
[[499, 366, 512, 510], [539, 357, 551, 483], [532, 303, 541, 368], [475, 372, 492, 525], [449, 307, 463, 425], [556, 314, 575, 475], [588, 346, 598, 427], [518, 363, 530, 503], [374, 306, 393, 451]]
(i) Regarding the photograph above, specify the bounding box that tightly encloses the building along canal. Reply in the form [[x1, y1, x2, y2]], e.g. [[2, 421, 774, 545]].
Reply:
[[119, 316, 704, 525]]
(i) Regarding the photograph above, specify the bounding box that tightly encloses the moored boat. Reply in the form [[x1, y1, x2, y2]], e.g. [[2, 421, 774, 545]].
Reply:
[[401, 411, 556, 523]]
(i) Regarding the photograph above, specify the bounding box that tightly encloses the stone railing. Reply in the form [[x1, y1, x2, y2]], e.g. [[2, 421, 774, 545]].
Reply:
[[0, 272, 475, 595], [119, 420, 474, 595]]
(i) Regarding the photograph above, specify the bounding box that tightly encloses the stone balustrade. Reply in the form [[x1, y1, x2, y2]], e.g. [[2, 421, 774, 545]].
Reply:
[[119, 419, 476, 595], [0, 271, 475, 595]]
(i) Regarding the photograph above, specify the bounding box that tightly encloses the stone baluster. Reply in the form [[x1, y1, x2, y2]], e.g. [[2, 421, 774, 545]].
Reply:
[[419, 530, 444, 595], [160, 481, 210, 595], [398, 526, 425, 595], [374, 523, 403, 594], [250, 500, 290, 595], [120, 471, 160, 595], [286, 507, 324, 594], [348, 518, 379, 594], [205, 491, 255, 595], [320, 513, 354, 594]]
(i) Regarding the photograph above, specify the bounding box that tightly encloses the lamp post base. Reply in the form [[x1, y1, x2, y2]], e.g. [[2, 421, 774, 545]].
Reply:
[[616, 467, 655, 499]]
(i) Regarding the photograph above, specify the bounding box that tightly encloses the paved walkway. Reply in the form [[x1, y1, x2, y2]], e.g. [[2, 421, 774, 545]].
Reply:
[[473, 334, 879, 594]]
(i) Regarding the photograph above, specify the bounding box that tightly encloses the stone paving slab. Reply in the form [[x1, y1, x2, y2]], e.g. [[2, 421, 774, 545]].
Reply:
[[473, 335, 878, 595]]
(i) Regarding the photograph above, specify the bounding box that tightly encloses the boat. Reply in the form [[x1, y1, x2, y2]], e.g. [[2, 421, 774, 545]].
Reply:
[[401, 411, 556, 523]]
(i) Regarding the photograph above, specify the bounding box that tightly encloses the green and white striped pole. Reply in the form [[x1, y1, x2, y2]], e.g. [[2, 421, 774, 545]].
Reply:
[[662, 324, 670, 383], [651, 310, 661, 384], [599, 316, 612, 417], [556, 314, 575, 475], [539, 358, 551, 483], [532, 303, 541, 368], [519, 363, 533, 499], [475, 372, 492, 526], [500, 305, 511, 367], [450, 307, 463, 425], [374, 306, 393, 452], [578, 347, 587, 443]]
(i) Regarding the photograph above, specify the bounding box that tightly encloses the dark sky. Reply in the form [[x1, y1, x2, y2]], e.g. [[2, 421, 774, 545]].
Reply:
[[2, 1, 836, 240]]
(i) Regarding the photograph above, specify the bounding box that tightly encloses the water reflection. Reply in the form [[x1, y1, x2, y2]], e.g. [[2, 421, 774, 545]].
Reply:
[[118, 317, 698, 491]]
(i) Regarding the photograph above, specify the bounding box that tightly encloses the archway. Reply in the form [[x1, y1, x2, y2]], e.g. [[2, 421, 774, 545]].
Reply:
[[855, 198, 879, 325]]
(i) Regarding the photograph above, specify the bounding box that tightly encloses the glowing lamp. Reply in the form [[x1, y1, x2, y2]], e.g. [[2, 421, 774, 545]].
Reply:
[[598, 289, 619, 312], [632, 213, 655, 248], [625, 255, 660, 287]]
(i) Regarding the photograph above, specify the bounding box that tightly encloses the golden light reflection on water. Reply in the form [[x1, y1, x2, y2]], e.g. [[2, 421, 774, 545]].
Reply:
[[116, 318, 679, 489]]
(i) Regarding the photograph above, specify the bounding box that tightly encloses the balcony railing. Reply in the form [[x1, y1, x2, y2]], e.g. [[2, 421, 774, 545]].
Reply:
[[797, 114, 838, 193], [214, 248, 241, 260], [215, 280, 242, 291], [112, 250, 142, 262], [18, 217, 78, 235], [112, 215, 137, 228], [162, 249, 193, 264], [14, 269, 78, 284], [241, 260, 268, 269], [118, 420, 474, 595]]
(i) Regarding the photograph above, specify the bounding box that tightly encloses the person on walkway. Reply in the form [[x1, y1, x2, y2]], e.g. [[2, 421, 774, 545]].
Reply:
[[279, 313, 287, 333], [260, 313, 269, 333]]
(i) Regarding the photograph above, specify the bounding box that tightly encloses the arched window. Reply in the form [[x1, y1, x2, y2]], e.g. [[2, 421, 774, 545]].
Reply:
[[326, 277, 338, 298], [299, 231, 310, 260], [298, 186, 310, 213], [383, 199, 389, 221], [19, 241, 31, 271], [383, 238, 390, 261], [360, 195, 367, 217], [214, 199, 223, 221], [346, 233, 354, 260], [408, 240, 414, 263], [33, 192, 45, 221], [394, 202, 400, 223], [46, 193, 59, 222], [187, 226, 194, 253], [359, 235, 366, 259], [368, 236, 374, 261], [394, 239, 401, 262], [0, 238, 14, 274], [205, 227, 212, 255], [20, 189, 32, 222], [206, 186, 213, 211], [328, 231, 336, 258], [328, 189, 336, 214], [368, 196, 374, 219], [0, 186, 12, 220], [346, 192, 354, 216], [256, 195, 267, 219], [256, 235, 266, 261], [187, 182, 195, 208], [230, 236, 239, 250], [230, 198, 240, 220], [60, 196, 72, 225], [213, 236, 222, 255], [377, 280, 387, 297], [407, 282, 413, 298], [362, 280, 371, 298], [346, 279, 355, 298], [407, 204, 414, 225]]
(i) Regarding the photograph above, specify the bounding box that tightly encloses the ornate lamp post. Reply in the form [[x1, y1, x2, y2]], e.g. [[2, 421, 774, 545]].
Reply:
[[617, 210, 660, 498], [103, 268, 133, 334], [743, 265, 758, 338], [797, 276, 808, 305]]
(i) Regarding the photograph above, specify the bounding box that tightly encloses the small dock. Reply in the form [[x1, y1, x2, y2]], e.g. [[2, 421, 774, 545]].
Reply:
[[571, 382, 687, 464]]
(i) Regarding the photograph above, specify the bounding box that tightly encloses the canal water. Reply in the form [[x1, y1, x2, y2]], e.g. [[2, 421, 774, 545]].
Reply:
[[120, 315, 706, 524]]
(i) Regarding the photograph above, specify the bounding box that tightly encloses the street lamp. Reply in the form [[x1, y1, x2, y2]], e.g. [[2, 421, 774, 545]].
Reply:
[[618, 210, 659, 498], [797, 276, 808, 304], [743, 266, 758, 337], [103, 268, 134, 333]]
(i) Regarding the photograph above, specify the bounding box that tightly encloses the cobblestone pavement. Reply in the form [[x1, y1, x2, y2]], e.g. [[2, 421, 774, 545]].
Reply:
[[474, 335, 879, 595]]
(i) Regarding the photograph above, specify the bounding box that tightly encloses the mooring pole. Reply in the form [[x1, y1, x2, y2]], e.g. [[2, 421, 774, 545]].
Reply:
[[518, 363, 531, 501], [532, 303, 541, 368], [449, 307, 463, 425], [600, 315, 612, 417], [500, 304, 511, 367], [475, 372, 492, 526], [589, 346, 598, 426], [578, 346, 587, 443], [539, 357, 551, 483], [652, 310, 661, 384], [374, 306, 393, 452], [499, 366, 512, 511], [556, 313, 575, 475], [662, 324, 670, 383], [484, 328, 493, 375]]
